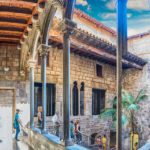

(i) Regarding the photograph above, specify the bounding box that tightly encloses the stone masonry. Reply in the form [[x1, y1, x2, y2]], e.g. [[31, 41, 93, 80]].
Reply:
[[0, 45, 29, 106], [122, 34, 150, 147], [34, 47, 115, 146]]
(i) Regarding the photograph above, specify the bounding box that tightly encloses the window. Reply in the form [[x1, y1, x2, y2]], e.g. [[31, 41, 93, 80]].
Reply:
[[96, 64, 102, 77], [80, 82, 84, 116], [38, 52, 49, 66], [72, 81, 78, 116], [34, 83, 55, 116], [92, 89, 105, 115]]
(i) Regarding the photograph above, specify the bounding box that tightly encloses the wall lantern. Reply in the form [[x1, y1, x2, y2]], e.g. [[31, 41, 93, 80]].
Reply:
[[3, 48, 10, 72], [17, 44, 21, 50]]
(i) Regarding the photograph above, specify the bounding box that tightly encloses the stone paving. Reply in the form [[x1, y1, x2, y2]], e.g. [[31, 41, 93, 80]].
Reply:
[[0, 138, 33, 150], [13, 139, 33, 150]]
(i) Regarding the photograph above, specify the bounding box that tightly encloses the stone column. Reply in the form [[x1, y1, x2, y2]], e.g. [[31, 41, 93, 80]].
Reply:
[[78, 83, 81, 116], [28, 60, 36, 129], [63, 0, 76, 146], [40, 45, 49, 133], [116, 0, 128, 149]]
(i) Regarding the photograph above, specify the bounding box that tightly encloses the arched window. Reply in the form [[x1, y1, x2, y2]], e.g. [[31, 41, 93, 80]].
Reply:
[[80, 82, 84, 116], [73, 81, 78, 116]]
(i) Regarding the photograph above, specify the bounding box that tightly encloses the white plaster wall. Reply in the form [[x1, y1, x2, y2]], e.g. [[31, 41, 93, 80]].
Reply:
[[128, 34, 150, 59], [16, 103, 30, 126], [0, 107, 13, 150]]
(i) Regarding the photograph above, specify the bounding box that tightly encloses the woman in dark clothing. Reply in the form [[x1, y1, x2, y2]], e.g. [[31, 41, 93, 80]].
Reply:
[[74, 120, 82, 143]]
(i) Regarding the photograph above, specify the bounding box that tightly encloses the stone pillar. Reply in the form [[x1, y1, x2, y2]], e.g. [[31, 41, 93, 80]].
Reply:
[[28, 60, 36, 129], [40, 45, 49, 133], [116, 0, 128, 149], [78, 83, 81, 116], [63, 0, 76, 146]]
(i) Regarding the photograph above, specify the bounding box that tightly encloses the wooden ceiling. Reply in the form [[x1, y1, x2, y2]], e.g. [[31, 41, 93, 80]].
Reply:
[[0, 0, 45, 45]]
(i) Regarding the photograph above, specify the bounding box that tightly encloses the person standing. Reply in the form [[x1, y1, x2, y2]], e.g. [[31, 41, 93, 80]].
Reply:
[[133, 142, 138, 150], [13, 109, 23, 141], [37, 106, 42, 129], [96, 136, 103, 150], [70, 120, 75, 140], [74, 120, 82, 144], [52, 111, 60, 137], [102, 134, 107, 150]]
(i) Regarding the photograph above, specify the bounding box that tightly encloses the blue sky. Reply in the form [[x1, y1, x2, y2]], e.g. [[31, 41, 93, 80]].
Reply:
[[76, 0, 150, 36]]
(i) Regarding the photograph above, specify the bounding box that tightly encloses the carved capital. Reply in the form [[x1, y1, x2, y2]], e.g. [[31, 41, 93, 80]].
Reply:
[[38, 44, 50, 56], [20, 70, 25, 77], [28, 60, 36, 68], [61, 19, 77, 35]]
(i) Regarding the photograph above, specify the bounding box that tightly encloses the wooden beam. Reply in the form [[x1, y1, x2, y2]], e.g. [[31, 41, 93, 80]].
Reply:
[[0, 30, 22, 36], [0, 37, 20, 42], [22, 0, 45, 37], [0, 12, 31, 20], [0, 1, 36, 10], [0, 22, 26, 28]]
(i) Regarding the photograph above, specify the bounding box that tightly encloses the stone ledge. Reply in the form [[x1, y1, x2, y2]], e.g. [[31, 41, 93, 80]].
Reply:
[[26, 128, 89, 150]]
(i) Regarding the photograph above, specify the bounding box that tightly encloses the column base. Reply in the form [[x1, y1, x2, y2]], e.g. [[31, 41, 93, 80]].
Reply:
[[30, 126, 35, 130], [41, 129, 48, 134], [65, 139, 74, 147]]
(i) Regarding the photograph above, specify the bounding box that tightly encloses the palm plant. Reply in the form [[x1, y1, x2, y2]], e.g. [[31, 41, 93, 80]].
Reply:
[[100, 88, 148, 132]]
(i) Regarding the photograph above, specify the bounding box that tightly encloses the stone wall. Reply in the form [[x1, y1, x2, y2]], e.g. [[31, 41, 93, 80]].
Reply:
[[123, 35, 150, 146], [35, 47, 116, 116], [0, 45, 30, 125], [0, 45, 29, 104], [34, 47, 116, 146], [0, 45, 20, 80]]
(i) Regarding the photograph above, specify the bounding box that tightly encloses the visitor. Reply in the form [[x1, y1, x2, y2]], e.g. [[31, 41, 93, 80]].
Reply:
[[13, 109, 23, 141], [134, 142, 138, 150], [96, 136, 103, 150], [102, 134, 107, 150], [98, 136, 103, 150], [70, 120, 75, 140], [74, 120, 82, 144], [52, 111, 60, 137], [37, 106, 42, 129]]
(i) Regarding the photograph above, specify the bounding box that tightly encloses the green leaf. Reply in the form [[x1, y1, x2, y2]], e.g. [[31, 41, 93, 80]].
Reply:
[[135, 88, 147, 103], [100, 108, 116, 120], [128, 104, 139, 111], [122, 114, 128, 125], [122, 89, 134, 105]]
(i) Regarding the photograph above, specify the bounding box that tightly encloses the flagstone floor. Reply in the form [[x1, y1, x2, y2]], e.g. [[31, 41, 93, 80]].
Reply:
[[0, 138, 33, 150], [13, 139, 33, 150]]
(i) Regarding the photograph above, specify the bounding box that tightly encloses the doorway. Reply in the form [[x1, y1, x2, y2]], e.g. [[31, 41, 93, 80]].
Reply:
[[0, 87, 16, 150]]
